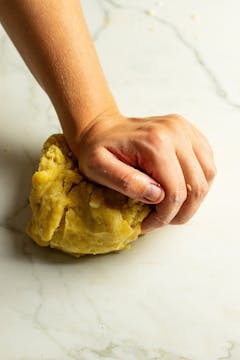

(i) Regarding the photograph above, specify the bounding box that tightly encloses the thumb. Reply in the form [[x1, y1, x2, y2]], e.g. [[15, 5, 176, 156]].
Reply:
[[86, 148, 165, 204]]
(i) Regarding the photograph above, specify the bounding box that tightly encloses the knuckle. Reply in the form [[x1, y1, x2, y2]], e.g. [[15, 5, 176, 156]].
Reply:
[[192, 182, 209, 198], [153, 208, 172, 226], [168, 188, 187, 204], [205, 165, 217, 181], [147, 128, 168, 148], [164, 114, 189, 134], [158, 219, 169, 226], [154, 215, 169, 226], [168, 114, 187, 126], [119, 172, 136, 193], [169, 113, 184, 121]]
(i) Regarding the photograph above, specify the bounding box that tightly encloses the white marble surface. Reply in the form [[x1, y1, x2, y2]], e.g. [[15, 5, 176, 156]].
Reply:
[[0, 0, 240, 359]]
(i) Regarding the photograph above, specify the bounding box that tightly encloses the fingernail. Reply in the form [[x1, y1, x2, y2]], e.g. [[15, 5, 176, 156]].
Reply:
[[144, 183, 164, 202]]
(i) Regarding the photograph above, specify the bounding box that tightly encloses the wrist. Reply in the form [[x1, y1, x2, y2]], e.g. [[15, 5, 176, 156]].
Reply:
[[57, 100, 122, 158]]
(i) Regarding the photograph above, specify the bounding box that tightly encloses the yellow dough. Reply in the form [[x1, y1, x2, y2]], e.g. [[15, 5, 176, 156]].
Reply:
[[26, 134, 151, 257]]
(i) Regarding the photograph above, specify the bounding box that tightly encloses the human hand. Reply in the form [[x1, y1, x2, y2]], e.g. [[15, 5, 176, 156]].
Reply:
[[0, 0, 216, 232], [73, 112, 216, 233]]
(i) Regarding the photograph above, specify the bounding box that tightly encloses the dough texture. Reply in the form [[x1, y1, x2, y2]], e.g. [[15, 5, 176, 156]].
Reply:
[[27, 134, 151, 257]]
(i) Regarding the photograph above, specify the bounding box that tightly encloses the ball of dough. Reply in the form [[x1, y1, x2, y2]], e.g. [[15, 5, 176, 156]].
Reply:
[[26, 134, 151, 257]]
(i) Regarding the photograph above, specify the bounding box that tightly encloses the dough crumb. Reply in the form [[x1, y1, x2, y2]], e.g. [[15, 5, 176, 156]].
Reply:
[[26, 134, 151, 257]]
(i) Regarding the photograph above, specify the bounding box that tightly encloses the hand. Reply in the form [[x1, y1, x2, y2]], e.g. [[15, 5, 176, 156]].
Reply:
[[73, 112, 216, 233]]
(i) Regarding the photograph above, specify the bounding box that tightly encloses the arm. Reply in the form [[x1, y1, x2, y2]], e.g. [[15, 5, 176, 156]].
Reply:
[[0, 0, 118, 154], [0, 0, 216, 232]]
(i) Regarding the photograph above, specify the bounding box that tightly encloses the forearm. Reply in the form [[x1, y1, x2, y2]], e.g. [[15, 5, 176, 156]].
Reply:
[[0, 0, 118, 154]]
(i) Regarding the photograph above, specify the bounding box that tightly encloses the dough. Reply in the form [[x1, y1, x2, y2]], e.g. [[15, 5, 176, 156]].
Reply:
[[26, 134, 151, 257]]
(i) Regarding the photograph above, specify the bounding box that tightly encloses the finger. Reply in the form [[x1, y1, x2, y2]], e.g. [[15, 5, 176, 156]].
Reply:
[[171, 150, 209, 224], [86, 147, 165, 204], [193, 144, 217, 186], [142, 150, 187, 232], [192, 127, 215, 158]]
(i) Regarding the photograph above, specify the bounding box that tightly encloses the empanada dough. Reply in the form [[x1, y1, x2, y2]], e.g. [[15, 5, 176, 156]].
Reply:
[[27, 135, 151, 257]]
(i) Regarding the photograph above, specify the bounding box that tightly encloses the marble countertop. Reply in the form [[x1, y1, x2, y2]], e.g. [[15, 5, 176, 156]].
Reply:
[[1, 0, 240, 359]]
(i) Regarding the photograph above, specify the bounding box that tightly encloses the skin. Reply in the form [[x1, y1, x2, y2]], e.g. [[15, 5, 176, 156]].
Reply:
[[0, 0, 216, 232]]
